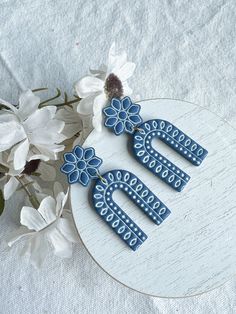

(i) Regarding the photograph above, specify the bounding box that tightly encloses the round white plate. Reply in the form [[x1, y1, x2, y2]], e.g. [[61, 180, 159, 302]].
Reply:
[[71, 98, 236, 297]]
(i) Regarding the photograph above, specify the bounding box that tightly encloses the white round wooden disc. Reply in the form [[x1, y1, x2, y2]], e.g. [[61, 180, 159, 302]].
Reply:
[[71, 98, 236, 297]]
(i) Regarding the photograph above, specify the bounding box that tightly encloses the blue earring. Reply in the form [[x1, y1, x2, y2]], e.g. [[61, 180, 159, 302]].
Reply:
[[61, 145, 171, 251], [103, 97, 208, 192]]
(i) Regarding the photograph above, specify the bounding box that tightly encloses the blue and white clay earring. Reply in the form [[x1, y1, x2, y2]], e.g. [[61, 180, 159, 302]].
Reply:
[[103, 97, 208, 192], [61, 145, 171, 251]]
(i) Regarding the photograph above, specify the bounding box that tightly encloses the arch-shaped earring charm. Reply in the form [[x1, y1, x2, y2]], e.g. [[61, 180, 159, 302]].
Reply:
[[61, 145, 171, 251], [133, 119, 208, 192], [93, 169, 171, 251]]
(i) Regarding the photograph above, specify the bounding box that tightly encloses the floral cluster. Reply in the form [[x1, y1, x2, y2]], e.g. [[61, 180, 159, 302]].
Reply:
[[0, 43, 135, 267], [103, 96, 142, 135], [61, 146, 102, 186]]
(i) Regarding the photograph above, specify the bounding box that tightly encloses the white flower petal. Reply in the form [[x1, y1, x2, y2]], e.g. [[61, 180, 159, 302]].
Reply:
[[3, 176, 19, 200], [37, 196, 57, 223], [9, 187, 75, 267], [33, 143, 65, 161], [46, 119, 65, 134], [29, 130, 66, 146], [56, 106, 83, 139], [0, 111, 17, 123], [11, 139, 29, 170], [8, 227, 35, 247], [62, 120, 82, 139], [75, 76, 104, 98], [53, 182, 64, 197], [47, 228, 73, 258], [55, 189, 69, 216], [57, 217, 78, 243], [114, 62, 136, 81], [56, 104, 77, 123], [80, 114, 92, 129], [29, 234, 48, 268], [28, 142, 65, 162], [20, 206, 47, 231], [18, 90, 40, 120], [23, 106, 57, 131], [27, 153, 50, 162], [92, 112, 103, 132], [0, 98, 18, 113], [0, 121, 26, 152], [45, 105, 57, 117], [89, 64, 107, 79], [76, 94, 96, 115], [93, 93, 107, 115]]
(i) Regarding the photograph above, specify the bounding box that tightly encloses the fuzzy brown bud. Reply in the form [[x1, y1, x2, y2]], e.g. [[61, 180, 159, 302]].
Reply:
[[104, 73, 123, 100]]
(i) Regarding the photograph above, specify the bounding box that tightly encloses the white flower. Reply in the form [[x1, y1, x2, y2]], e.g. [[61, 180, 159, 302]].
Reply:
[[56, 104, 93, 146], [0, 152, 20, 200], [56, 104, 83, 140], [8, 184, 78, 268], [75, 42, 135, 132], [0, 151, 56, 201], [0, 90, 66, 171]]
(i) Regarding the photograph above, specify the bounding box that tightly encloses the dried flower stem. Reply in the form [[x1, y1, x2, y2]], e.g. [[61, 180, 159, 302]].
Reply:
[[39, 88, 61, 107], [32, 88, 48, 93], [15, 176, 40, 209], [36, 88, 81, 108], [51, 98, 80, 107]]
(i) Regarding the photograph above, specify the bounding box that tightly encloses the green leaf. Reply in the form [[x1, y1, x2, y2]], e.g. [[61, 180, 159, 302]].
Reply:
[[31, 172, 41, 177], [0, 190, 5, 216]]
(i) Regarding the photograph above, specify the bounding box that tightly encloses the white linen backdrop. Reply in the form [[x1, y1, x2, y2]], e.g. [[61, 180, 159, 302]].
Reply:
[[0, 1, 236, 313]]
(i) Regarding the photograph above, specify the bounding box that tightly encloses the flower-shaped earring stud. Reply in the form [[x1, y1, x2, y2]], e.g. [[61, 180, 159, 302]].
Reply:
[[103, 96, 142, 135], [61, 146, 102, 186]]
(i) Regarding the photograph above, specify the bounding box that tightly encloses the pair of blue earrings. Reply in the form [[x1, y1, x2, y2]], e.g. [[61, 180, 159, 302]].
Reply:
[[61, 97, 208, 251]]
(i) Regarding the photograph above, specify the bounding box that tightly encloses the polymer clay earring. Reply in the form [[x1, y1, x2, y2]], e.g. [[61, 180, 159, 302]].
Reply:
[[61, 145, 171, 251], [103, 97, 208, 192]]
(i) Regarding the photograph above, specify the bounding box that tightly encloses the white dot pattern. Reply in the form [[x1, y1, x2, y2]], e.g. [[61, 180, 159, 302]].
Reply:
[[133, 119, 208, 192], [92, 169, 171, 251]]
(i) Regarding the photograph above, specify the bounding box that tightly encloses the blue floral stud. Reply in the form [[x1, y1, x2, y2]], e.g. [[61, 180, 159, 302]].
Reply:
[[61, 145, 103, 186], [103, 96, 143, 135]]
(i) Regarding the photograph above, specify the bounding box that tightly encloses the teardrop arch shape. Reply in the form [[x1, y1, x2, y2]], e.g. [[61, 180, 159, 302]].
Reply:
[[132, 119, 208, 192], [92, 169, 171, 251]]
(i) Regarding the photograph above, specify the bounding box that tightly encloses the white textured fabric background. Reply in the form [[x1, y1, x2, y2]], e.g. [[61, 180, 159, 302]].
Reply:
[[0, 1, 236, 313]]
